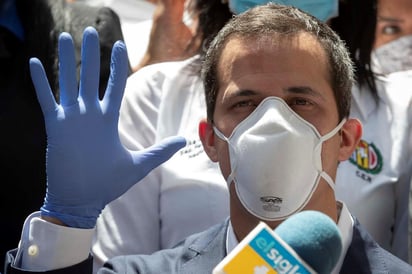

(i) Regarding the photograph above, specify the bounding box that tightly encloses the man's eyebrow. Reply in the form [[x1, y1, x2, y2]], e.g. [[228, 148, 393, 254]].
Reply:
[[377, 16, 403, 23], [225, 89, 259, 99], [283, 86, 324, 99], [225, 87, 325, 100]]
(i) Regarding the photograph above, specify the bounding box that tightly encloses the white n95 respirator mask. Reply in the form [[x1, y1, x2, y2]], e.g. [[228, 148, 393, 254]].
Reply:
[[214, 97, 345, 221]]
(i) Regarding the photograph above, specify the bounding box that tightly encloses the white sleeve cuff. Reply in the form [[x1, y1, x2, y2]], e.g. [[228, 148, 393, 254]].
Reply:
[[15, 212, 95, 271]]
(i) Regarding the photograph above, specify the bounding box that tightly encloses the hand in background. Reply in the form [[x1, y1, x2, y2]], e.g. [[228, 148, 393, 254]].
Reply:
[[30, 27, 186, 229], [134, 0, 201, 71]]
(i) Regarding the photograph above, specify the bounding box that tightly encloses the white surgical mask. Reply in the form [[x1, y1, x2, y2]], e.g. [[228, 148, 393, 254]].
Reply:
[[214, 97, 345, 221], [371, 34, 412, 75], [228, 0, 338, 22]]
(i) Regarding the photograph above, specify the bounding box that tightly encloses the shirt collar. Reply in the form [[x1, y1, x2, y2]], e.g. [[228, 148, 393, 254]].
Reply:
[[333, 201, 353, 273], [226, 202, 354, 273]]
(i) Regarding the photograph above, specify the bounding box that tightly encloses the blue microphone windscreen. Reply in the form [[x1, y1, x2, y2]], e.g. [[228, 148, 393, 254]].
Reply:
[[275, 210, 342, 274]]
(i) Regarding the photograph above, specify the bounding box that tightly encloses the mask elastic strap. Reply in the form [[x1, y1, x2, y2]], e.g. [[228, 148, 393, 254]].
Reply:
[[317, 119, 347, 192], [314, 118, 346, 157], [213, 126, 236, 186], [213, 125, 227, 141], [320, 171, 336, 192], [319, 118, 347, 142]]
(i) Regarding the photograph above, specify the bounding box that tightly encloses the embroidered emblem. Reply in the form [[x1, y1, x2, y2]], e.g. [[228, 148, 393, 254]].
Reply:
[[349, 140, 383, 174]]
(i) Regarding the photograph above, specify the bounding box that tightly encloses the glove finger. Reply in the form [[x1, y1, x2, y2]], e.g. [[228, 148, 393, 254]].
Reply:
[[30, 58, 58, 116], [102, 41, 128, 115], [59, 32, 78, 107], [79, 27, 100, 106], [132, 136, 187, 176]]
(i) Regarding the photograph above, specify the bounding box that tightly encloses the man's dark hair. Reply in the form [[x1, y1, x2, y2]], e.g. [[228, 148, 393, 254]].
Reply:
[[202, 3, 354, 122]]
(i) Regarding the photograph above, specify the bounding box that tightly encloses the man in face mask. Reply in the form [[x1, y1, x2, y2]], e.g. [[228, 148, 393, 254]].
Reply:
[[200, 3, 409, 273], [4, 3, 412, 274]]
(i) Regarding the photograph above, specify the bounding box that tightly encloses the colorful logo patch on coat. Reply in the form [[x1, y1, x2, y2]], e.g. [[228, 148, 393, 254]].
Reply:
[[349, 140, 383, 174]]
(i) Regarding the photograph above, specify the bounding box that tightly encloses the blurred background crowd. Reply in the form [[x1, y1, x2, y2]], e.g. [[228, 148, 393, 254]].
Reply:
[[1, 0, 412, 271]]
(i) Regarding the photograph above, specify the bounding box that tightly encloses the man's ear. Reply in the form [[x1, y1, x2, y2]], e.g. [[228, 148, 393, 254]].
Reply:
[[338, 118, 362, 161], [199, 118, 219, 162]]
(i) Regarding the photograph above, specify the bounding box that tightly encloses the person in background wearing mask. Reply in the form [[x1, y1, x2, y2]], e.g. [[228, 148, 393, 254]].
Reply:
[[92, 0, 341, 271], [4, 4, 412, 273], [372, 0, 412, 75], [330, 0, 412, 263]]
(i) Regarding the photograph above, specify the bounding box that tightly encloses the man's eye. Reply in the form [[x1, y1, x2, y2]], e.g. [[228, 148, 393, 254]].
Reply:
[[233, 100, 256, 108], [290, 98, 310, 106], [381, 25, 401, 35]]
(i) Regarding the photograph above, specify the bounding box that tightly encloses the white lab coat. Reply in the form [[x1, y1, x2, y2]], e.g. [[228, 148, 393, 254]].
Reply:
[[335, 70, 412, 262]]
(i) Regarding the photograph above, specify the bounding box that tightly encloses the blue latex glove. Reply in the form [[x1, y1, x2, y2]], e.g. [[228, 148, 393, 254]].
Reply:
[[30, 27, 186, 229]]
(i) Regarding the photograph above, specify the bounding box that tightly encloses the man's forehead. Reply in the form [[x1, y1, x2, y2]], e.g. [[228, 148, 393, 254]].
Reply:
[[218, 32, 326, 64], [216, 33, 330, 82]]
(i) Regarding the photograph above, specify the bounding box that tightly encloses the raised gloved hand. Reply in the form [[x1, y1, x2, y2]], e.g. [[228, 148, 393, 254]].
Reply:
[[30, 27, 186, 229]]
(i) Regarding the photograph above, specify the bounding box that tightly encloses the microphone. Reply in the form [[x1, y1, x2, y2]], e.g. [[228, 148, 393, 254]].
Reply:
[[213, 210, 342, 274]]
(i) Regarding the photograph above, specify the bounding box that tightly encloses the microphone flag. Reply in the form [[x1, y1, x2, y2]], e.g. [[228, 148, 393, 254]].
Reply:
[[213, 222, 315, 274]]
